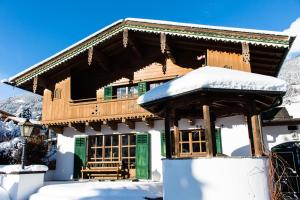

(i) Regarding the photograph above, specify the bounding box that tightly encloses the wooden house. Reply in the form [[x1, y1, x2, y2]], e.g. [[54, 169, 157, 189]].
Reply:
[[4, 18, 296, 199]]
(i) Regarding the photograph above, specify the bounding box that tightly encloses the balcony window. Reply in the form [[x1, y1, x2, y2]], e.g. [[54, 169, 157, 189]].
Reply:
[[116, 85, 138, 99]]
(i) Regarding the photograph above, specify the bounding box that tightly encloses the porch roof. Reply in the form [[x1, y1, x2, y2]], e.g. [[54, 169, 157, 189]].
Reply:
[[137, 67, 287, 118]]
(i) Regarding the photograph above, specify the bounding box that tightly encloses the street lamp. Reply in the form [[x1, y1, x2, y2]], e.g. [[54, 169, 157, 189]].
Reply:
[[18, 119, 34, 169]]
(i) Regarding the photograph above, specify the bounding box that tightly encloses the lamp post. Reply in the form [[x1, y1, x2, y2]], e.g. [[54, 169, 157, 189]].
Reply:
[[18, 118, 34, 169]]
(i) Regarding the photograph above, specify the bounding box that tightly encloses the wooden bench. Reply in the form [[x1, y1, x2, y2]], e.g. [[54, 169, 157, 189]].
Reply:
[[81, 161, 126, 180]]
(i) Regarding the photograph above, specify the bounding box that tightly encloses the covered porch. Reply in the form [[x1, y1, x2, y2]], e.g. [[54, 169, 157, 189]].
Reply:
[[137, 66, 287, 200]]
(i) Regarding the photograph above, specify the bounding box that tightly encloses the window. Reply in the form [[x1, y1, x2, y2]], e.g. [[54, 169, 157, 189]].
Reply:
[[117, 87, 127, 99], [116, 85, 138, 99], [88, 134, 136, 169], [178, 129, 206, 156], [149, 82, 164, 90]]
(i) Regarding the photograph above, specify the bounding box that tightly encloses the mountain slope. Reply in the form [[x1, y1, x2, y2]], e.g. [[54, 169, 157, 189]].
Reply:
[[0, 93, 42, 119]]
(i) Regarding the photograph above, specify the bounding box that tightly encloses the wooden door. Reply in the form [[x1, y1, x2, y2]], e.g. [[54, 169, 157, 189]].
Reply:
[[136, 133, 151, 179], [73, 137, 87, 179]]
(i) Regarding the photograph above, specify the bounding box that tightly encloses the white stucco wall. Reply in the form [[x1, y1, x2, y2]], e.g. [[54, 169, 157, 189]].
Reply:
[[263, 125, 300, 150], [162, 157, 270, 200], [217, 115, 251, 156], [54, 122, 166, 181], [54, 115, 255, 181], [1, 173, 44, 200]]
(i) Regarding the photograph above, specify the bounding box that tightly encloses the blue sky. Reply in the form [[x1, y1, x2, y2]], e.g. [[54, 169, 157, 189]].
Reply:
[[0, 0, 300, 100]]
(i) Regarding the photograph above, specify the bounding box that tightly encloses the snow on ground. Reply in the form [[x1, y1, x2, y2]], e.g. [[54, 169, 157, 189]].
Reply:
[[138, 66, 287, 105], [0, 164, 48, 173], [29, 181, 163, 200], [0, 187, 10, 200]]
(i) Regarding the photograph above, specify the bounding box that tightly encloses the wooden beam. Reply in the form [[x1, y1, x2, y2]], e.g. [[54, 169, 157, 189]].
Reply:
[[246, 115, 255, 156], [164, 109, 172, 159], [122, 118, 135, 129], [248, 102, 264, 156], [93, 48, 110, 71], [203, 105, 213, 157], [123, 29, 128, 47], [251, 114, 263, 156], [88, 122, 102, 132], [142, 117, 154, 128], [48, 125, 64, 134], [173, 119, 180, 157], [103, 120, 118, 130], [127, 36, 142, 58], [69, 123, 85, 133]]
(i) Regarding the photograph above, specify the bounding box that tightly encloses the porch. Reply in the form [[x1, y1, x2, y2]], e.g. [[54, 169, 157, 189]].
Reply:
[[137, 66, 287, 200]]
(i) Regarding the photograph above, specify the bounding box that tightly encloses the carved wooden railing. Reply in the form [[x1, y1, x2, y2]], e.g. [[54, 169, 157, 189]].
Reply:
[[42, 96, 151, 124]]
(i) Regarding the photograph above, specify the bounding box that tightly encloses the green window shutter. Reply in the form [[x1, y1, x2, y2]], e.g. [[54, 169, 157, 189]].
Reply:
[[104, 86, 112, 100], [73, 137, 87, 179], [136, 133, 151, 179], [161, 131, 166, 156], [215, 128, 223, 154], [138, 82, 147, 96]]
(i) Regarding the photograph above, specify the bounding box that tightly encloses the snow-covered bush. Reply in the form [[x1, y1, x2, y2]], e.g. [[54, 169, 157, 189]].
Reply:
[[0, 136, 48, 165], [0, 137, 22, 164], [0, 120, 20, 141]]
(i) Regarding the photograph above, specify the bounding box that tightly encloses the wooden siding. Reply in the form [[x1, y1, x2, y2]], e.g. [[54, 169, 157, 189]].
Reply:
[[42, 78, 151, 124], [133, 60, 193, 81], [42, 51, 250, 125], [207, 50, 251, 72]]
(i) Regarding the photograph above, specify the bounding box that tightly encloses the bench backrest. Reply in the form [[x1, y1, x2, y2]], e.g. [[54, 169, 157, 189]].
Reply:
[[86, 161, 122, 169]]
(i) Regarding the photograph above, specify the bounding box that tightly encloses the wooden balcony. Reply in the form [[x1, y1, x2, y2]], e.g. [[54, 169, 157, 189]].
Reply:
[[42, 94, 153, 125]]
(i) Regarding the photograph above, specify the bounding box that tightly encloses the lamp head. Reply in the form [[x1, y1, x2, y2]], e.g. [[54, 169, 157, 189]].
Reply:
[[19, 118, 34, 137]]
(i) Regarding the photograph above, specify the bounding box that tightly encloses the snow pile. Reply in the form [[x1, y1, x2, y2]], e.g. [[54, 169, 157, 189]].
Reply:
[[138, 66, 287, 105], [29, 181, 162, 200], [0, 164, 48, 173], [0, 187, 10, 200]]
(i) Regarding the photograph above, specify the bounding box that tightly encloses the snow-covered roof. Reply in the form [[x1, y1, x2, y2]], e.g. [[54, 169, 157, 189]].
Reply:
[[5, 18, 294, 87], [5, 116, 41, 125], [137, 67, 287, 105], [127, 18, 293, 37]]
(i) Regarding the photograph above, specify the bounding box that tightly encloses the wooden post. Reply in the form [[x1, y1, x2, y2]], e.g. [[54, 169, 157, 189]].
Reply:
[[203, 105, 213, 157], [165, 110, 172, 159], [173, 119, 180, 157], [251, 114, 263, 156], [248, 102, 263, 156], [246, 115, 255, 156]]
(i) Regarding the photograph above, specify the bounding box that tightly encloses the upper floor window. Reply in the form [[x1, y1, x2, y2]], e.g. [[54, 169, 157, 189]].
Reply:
[[116, 85, 138, 99], [149, 82, 164, 90]]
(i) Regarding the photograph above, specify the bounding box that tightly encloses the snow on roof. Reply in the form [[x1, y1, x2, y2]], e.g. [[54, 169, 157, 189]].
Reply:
[[7, 18, 293, 84], [137, 67, 287, 105], [126, 18, 293, 37], [5, 116, 41, 125]]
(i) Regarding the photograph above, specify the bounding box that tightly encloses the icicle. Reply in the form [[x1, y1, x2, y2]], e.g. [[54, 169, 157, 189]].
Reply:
[[33, 76, 38, 94], [88, 46, 93, 66], [242, 42, 250, 64], [160, 32, 166, 53], [123, 29, 128, 48]]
